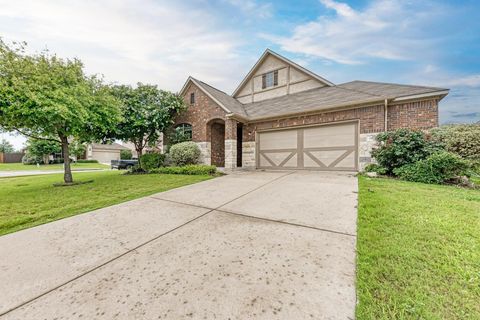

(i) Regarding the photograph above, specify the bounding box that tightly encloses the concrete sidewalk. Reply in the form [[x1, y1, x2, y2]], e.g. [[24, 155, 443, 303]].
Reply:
[[0, 170, 358, 319]]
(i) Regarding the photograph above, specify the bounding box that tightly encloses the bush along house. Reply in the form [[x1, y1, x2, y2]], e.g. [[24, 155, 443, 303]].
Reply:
[[173, 49, 449, 171]]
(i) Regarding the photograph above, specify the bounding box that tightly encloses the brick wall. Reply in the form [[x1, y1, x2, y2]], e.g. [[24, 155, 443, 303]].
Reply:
[[174, 83, 227, 142], [388, 99, 438, 130], [243, 104, 385, 141]]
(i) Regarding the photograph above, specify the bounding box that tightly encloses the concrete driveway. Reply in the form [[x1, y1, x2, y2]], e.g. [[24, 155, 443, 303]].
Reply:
[[0, 170, 358, 319]]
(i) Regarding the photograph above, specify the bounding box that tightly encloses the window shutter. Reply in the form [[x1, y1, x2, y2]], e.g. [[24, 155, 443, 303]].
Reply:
[[273, 70, 278, 86], [262, 74, 266, 89]]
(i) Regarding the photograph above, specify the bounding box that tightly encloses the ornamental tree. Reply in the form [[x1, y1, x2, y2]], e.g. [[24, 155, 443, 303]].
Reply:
[[110, 84, 185, 160], [0, 40, 121, 183]]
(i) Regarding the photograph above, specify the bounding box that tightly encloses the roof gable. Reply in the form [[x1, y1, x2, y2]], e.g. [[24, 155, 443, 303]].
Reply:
[[179, 77, 248, 118], [232, 49, 334, 98]]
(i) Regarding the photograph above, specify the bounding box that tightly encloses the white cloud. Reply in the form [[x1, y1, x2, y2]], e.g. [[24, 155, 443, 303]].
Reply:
[[0, 0, 249, 92], [262, 0, 444, 65], [225, 0, 273, 19]]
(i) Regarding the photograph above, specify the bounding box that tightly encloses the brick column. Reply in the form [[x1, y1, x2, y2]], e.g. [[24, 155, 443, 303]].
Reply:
[[224, 119, 237, 169]]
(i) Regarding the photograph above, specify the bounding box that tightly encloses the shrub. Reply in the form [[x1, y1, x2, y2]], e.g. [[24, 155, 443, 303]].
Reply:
[[120, 149, 133, 160], [22, 153, 43, 165], [140, 153, 165, 171], [169, 141, 200, 166], [372, 129, 442, 174], [76, 159, 98, 163], [150, 165, 217, 175], [363, 163, 387, 175], [393, 151, 469, 184], [430, 124, 480, 160]]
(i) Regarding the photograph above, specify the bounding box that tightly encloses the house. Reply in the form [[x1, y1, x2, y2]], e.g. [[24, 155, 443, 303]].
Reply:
[[174, 49, 449, 171], [85, 143, 129, 164]]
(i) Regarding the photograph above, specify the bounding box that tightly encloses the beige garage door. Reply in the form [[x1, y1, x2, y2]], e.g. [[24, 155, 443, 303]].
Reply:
[[257, 122, 358, 171], [92, 150, 120, 164]]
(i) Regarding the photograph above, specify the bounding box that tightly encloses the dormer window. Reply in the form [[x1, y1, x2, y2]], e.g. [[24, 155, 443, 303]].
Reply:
[[262, 70, 278, 89], [190, 92, 195, 104]]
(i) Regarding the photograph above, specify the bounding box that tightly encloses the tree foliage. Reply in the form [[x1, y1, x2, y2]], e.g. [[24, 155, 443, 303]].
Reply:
[[0, 138, 14, 153], [371, 129, 442, 174], [111, 84, 185, 159], [430, 124, 480, 160], [0, 40, 121, 182]]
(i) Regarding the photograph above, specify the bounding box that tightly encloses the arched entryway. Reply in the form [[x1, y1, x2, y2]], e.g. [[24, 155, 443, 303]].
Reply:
[[207, 119, 225, 167]]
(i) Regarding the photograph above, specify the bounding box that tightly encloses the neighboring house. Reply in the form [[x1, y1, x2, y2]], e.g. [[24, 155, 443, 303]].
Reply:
[[121, 136, 164, 159], [174, 49, 449, 171], [85, 143, 129, 164]]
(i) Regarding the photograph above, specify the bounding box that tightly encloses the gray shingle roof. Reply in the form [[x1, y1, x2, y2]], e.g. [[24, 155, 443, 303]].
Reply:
[[192, 78, 249, 117], [243, 86, 382, 120], [337, 81, 447, 99]]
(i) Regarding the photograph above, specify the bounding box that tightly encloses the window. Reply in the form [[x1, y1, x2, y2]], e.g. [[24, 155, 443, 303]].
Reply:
[[174, 123, 192, 141], [262, 70, 278, 89], [190, 92, 195, 104]]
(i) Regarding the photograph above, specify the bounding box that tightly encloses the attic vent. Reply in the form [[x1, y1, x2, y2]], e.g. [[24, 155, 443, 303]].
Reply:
[[262, 70, 278, 89]]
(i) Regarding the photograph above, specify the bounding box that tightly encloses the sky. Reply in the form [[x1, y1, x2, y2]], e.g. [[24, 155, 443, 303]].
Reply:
[[1, 0, 479, 150]]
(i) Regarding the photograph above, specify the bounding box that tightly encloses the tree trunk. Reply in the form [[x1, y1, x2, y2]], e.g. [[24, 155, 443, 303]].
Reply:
[[136, 147, 143, 169], [60, 135, 73, 184]]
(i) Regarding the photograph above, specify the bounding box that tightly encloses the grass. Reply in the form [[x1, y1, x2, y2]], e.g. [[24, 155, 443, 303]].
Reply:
[[0, 162, 109, 171], [357, 176, 480, 319], [0, 171, 212, 236]]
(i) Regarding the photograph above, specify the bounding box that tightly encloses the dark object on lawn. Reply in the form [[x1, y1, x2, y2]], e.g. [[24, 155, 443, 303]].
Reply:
[[111, 159, 138, 170], [53, 180, 94, 187], [448, 176, 475, 188]]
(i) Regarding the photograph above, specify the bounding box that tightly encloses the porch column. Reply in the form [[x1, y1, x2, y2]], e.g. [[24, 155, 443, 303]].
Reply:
[[224, 119, 237, 169]]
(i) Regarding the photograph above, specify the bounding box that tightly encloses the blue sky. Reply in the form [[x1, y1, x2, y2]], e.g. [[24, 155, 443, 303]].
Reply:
[[1, 0, 479, 149]]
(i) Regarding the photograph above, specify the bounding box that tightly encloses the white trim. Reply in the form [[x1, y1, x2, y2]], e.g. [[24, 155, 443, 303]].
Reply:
[[392, 90, 449, 102], [232, 49, 334, 97]]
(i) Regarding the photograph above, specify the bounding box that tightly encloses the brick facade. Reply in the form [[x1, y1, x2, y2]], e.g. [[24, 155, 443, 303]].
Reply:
[[174, 83, 227, 142], [173, 81, 440, 170], [388, 99, 439, 130]]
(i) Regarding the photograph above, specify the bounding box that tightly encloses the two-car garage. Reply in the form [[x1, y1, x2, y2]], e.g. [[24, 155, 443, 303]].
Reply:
[[256, 121, 358, 171]]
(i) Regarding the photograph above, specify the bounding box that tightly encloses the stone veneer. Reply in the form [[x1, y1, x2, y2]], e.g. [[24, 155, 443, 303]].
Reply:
[[359, 133, 379, 170], [242, 141, 256, 168], [196, 142, 211, 165], [224, 139, 237, 169]]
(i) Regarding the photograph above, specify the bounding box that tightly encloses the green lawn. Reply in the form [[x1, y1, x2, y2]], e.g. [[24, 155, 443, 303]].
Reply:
[[0, 171, 212, 236], [357, 176, 480, 319], [0, 162, 109, 171]]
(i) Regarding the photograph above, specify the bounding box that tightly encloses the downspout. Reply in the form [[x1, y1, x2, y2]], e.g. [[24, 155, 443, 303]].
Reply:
[[384, 99, 388, 132]]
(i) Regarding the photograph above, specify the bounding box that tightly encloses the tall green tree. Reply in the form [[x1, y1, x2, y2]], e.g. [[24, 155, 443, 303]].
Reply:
[[111, 84, 185, 159], [0, 138, 15, 153], [0, 40, 121, 183]]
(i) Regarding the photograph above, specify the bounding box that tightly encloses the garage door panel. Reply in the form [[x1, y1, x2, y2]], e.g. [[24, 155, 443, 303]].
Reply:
[[257, 122, 358, 171], [304, 150, 347, 168], [304, 124, 355, 148], [335, 152, 356, 169], [259, 130, 297, 150]]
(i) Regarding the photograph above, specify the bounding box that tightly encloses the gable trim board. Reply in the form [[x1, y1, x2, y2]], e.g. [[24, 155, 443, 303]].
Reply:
[[232, 49, 334, 98]]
